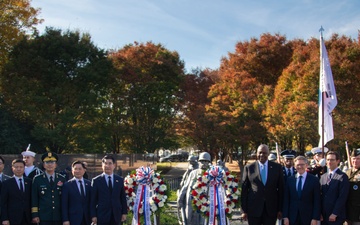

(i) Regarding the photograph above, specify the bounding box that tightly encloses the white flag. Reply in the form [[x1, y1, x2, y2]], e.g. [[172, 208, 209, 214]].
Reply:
[[318, 35, 337, 147]]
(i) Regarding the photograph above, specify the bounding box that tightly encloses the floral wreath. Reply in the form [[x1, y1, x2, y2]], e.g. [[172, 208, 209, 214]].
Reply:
[[191, 166, 240, 222], [124, 166, 168, 224]]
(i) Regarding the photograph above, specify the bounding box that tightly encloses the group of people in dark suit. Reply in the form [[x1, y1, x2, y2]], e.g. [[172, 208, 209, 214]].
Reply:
[[241, 144, 358, 225], [0, 151, 128, 225]]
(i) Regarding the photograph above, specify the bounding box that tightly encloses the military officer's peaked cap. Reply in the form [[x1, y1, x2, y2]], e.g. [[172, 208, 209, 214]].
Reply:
[[280, 149, 296, 159], [351, 149, 360, 157], [311, 146, 329, 155], [41, 152, 58, 162]]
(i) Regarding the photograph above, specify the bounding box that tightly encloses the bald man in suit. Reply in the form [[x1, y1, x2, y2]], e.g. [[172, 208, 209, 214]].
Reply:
[[241, 144, 284, 225]]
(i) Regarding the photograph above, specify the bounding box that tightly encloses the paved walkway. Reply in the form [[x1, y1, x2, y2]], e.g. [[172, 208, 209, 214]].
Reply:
[[162, 162, 188, 179]]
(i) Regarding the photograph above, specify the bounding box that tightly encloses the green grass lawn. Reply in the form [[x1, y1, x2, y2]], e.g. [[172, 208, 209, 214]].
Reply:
[[156, 162, 179, 175], [124, 190, 179, 224]]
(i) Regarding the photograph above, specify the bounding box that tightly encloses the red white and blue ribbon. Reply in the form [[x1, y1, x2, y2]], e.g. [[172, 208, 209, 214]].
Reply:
[[208, 166, 226, 225], [132, 167, 154, 225]]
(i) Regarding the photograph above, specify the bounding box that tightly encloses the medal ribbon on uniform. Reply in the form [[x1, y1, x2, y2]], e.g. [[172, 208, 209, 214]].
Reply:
[[208, 166, 226, 225], [132, 167, 153, 225]]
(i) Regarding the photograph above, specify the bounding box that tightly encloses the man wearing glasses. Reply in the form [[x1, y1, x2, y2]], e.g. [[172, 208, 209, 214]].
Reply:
[[320, 151, 349, 225], [282, 156, 320, 225], [31, 152, 66, 225]]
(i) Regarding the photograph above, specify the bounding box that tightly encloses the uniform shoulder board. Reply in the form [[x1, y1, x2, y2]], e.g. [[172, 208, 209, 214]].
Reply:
[[57, 173, 65, 178], [35, 167, 43, 176]]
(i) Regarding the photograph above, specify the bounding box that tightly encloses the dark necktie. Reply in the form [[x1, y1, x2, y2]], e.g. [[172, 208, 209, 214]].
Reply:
[[327, 173, 332, 185], [19, 178, 24, 192], [297, 175, 302, 198], [108, 176, 113, 193], [50, 176, 54, 187], [287, 168, 291, 177], [79, 180, 85, 197]]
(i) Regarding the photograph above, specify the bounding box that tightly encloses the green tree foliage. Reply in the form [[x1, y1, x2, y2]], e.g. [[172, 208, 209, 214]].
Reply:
[[0, 0, 42, 70], [0, 28, 114, 153], [108, 42, 185, 153]]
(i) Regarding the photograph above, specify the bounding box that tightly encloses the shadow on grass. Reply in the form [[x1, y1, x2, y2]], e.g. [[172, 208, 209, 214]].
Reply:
[[156, 162, 178, 175]]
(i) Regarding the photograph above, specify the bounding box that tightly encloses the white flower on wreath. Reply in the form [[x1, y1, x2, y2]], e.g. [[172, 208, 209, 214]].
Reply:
[[159, 184, 167, 191], [200, 205, 208, 212]]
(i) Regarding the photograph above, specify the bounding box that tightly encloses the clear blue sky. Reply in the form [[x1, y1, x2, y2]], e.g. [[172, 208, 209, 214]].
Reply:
[[32, 0, 359, 72]]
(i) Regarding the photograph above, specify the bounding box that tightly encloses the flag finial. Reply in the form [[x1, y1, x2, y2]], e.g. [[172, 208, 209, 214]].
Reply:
[[319, 26, 324, 38]]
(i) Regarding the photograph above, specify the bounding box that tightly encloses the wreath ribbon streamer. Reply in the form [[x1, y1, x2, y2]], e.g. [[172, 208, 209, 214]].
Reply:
[[208, 166, 226, 225], [131, 167, 153, 225]]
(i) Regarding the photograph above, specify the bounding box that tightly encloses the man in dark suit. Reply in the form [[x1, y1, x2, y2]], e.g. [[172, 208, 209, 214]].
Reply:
[[320, 151, 349, 225], [91, 155, 127, 225], [283, 156, 320, 225], [241, 144, 284, 225], [0, 156, 11, 183], [1, 159, 32, 225], [62, 161, 91, 225], [0, 156, 11, 205], [31, 152, 66, 225]]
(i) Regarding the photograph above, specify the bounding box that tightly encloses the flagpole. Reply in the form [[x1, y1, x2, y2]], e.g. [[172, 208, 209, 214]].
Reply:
[[319, 26, 325, 155]]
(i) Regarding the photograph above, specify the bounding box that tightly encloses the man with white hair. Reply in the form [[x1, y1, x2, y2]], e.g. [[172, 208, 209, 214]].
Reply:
[[22, 145, 42, 179], [177, 152, 211, 225]]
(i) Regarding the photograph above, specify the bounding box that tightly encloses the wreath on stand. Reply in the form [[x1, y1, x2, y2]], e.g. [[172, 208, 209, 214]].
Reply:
[[124, 166, 168, 225], [191, 166, 240, 225]]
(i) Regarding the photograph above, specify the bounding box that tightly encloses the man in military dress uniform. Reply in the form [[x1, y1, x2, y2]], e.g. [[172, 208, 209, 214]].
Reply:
[[308, 147, 327, 178], [281, 150, 297, 183], [22, 144, 43, 179], [346, 149, 360, 225], [31, 152, 65, 225]]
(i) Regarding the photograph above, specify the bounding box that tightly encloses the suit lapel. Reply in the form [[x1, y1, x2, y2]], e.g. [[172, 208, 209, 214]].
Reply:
[[329, 169, 341, 185], [301, 175, 311, 198], [84, 180, 90, 197], [254, 163, 262, 185], [113, 175, 121, 192], [266, 162, 274, 186]]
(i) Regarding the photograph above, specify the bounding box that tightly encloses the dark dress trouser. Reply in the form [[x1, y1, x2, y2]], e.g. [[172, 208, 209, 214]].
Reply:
[[248, 203, 277, 225]]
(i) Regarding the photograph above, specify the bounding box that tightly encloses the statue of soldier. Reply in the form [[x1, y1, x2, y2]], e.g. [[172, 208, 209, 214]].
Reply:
[[216, 159, 229, 172], [177, 152, 211, 225], [179, 155, 199, 188]]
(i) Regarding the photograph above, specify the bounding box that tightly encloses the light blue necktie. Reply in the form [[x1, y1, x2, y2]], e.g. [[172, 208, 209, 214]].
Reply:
[[297, 176, 302, 198], [260, 164, 266, 185]]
